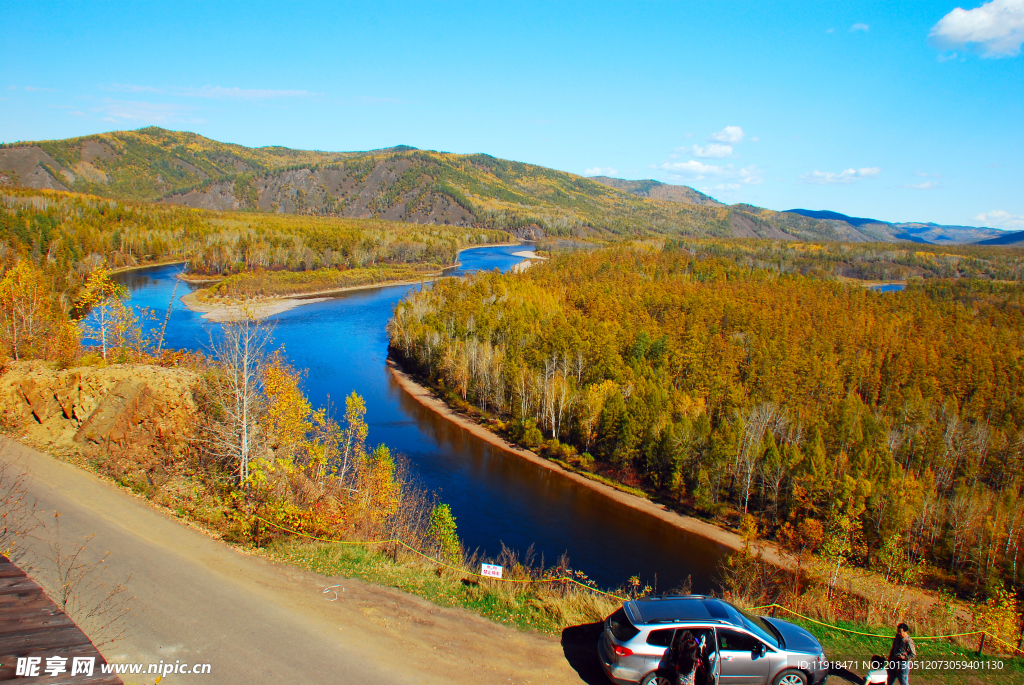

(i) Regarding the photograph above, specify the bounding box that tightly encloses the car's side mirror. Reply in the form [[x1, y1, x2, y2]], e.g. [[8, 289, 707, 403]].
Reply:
[[753, 643, 766, 658]]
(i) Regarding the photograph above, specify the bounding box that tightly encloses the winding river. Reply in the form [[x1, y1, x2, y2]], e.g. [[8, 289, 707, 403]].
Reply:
[[116, 244, 730, 592]]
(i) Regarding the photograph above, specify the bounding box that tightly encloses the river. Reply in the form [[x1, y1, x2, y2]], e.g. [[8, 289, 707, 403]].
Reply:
[[115, 244, 730, 592]]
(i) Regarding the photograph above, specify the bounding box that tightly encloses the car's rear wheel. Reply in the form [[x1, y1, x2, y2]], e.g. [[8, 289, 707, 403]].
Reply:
[[772, 669, 809, 685], [640, 670, 675, 685]]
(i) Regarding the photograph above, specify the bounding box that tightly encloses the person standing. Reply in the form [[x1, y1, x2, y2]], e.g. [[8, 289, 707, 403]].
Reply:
[[887, 623, 916, 685], [666, 630, 700, 685]]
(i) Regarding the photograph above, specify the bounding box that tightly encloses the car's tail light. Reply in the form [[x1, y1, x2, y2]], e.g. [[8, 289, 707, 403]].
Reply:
[[612, 644, 633, 657]]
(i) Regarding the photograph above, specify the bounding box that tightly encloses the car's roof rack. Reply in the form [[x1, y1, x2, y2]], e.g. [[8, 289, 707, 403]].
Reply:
[[644, 618, 730, 625]]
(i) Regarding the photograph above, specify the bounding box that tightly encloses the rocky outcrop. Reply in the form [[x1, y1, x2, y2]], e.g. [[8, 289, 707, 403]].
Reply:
[[0, 361, 198, 461], [508, 224, 546, 241]]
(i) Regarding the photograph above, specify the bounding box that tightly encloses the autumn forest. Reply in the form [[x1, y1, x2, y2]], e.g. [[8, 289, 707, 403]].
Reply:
[[389, 244, 1024, 598]]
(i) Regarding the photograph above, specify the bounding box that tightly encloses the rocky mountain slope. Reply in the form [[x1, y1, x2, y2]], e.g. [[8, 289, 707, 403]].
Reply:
[[0, 127, 888, 243]]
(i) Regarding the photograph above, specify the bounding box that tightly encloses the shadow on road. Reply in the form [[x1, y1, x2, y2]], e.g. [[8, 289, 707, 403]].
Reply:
[[561, 622, 614, 685]]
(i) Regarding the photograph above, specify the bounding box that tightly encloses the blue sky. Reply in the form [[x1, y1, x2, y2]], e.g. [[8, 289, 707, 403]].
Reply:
[[1, 0, 1022, 228]]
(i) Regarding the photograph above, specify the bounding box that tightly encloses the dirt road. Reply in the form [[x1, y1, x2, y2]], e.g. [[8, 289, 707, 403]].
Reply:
[[0, 438, 606, 685]]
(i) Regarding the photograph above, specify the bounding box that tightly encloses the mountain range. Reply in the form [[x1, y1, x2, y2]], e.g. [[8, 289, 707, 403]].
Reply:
[[0, 127, 1015, 246], [782, 209, 1011, 245]]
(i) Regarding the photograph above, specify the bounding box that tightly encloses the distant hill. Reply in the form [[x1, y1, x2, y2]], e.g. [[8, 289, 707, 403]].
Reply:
[[783, 208, 883, 228], [785, 208, 1006, 245], [0, 127, 977, 245], [588, 176, 723, 207], [976, 230, 1024, 246]]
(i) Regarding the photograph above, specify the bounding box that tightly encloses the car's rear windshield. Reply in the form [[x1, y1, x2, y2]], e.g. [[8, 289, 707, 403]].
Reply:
[[608, 608, 640, 642], [702, 600, 779, 649]]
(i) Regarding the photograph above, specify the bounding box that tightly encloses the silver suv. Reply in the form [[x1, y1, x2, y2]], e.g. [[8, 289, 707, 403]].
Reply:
[[598, 595, 829, 685]]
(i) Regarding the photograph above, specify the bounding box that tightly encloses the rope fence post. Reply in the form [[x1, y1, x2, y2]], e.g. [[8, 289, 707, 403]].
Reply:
[[978, 633, 986, 657]]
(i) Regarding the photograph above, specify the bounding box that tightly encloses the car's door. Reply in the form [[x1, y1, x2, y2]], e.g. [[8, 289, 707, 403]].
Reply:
[[693, 627, 719, 685], [715, 627, 771, 685], [643, 628, 677, 674]]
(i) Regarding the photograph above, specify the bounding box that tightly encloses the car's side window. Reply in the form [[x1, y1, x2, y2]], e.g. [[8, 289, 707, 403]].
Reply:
[[717, 628, 759, 652], [646, 628, 675, 647]]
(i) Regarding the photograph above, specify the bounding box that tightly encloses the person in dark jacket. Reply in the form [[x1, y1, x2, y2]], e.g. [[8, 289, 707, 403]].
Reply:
[[887, 623, 916, 685], [668, 630, 700, 685]]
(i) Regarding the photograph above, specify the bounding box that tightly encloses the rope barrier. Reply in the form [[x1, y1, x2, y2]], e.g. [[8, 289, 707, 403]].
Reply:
[[253, 515, 628, 601], [253, 516, 1023, 654], [749, 603, 1024, 655]]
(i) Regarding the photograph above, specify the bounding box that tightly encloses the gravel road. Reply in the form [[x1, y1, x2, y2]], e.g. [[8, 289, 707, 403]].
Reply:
[[1, 438, 601, 685]]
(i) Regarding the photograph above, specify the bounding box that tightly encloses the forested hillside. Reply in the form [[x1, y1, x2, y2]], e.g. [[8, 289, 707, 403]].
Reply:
[[2, 127, 898, 243], [389, 244, 1024, 597], [0, 187, 509, 296], [587, 176, 723, 206]]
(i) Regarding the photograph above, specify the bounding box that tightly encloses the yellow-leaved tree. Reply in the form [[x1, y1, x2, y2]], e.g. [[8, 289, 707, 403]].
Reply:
[[262, 353, 313, 463], [357, 444, 401, 533], [76, 268, 129, 361], [0, 260, 77, 363], [335, 392, 368, 482]]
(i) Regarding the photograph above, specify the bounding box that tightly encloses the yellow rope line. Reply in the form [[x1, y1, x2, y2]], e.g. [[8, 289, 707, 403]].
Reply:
[[253, 515, 628, 600], [256, 516, 1019, 651], [750, 603, 1023, 654]]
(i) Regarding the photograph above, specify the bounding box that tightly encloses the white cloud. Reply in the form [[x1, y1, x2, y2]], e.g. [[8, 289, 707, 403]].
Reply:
[[585, 167, 618, 176], [23, 86, 56, 92], [974, 210, 1024, 229], [930, 0, 1024, 57], [104, 84, 162, 94], [902, 181, 940, 189], [94, 99, 203, 125], [851, 23, 871, 32], [102, 83, 316, 99], [179, 86, 315, 99], [799, 167, 881, 184], [660, 160, 724, 177], [658, 160, 763, 185], [827, 28, 835, 33], [689, 143, 733, 158], [737, 165, 764, 185], [709, 126, 745, 144]]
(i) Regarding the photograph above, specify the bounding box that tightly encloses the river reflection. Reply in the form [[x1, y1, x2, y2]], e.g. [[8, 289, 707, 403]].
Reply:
[[115, 245, 730, 591]]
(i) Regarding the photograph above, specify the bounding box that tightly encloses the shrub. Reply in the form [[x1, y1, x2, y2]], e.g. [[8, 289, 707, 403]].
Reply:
[[427, 504, 461, 563], [523, 426, 544, 449]]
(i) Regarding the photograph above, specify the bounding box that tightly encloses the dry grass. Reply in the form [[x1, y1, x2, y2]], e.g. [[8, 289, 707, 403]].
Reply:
[[267, 537, 621, 634]]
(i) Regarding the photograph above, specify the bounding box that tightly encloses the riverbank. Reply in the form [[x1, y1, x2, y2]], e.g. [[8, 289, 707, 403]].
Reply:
[[181, 277, 439, 321], [5, 437, 1013, 681], [385, 358, 984, 626], [110, 258, 187, 275], [386, 358, 791, 567]]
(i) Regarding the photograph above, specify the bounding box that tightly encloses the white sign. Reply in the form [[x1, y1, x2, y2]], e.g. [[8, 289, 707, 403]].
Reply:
[[481, 563, 503, 579]]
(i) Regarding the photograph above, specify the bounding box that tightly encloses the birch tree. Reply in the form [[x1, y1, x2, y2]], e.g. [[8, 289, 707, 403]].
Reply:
[[208, 314, 273, 483], [76, 268, 128, 362]]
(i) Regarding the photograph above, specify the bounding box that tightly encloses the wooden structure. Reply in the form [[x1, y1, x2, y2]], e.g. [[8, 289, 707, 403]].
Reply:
[[0, 555, 122, 683]]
